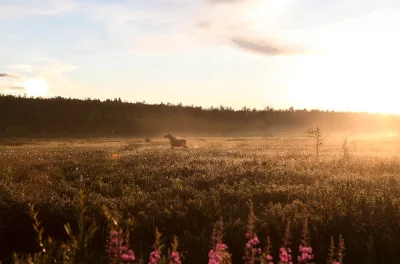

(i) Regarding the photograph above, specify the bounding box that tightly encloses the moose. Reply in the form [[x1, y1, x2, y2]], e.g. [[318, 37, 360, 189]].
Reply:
[[164, 133, 187, 149]]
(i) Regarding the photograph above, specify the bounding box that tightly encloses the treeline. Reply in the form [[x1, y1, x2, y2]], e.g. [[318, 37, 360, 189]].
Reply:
[[1, 94, 400, 137]]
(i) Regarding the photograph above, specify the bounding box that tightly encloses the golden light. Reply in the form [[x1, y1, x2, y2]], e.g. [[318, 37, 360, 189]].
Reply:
[[281, 9, 400, 115], [23, 79, 48, 97]]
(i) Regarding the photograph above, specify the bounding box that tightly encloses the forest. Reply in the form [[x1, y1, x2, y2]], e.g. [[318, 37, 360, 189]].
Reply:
[[1, 94, 399, 138]]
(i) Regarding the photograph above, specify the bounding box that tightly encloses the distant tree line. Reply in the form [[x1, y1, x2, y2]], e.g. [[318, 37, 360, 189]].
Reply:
[[1, 94, 400, 137]]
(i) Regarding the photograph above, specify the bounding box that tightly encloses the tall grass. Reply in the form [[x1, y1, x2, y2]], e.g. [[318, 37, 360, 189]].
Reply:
[[12, 193, 344, 264], [1, 137, 400, 263]]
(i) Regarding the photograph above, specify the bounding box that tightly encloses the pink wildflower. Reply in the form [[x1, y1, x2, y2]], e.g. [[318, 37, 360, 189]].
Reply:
[[245, 234, 260, 248], [108, 229, 135, 263], [208, 243, 229, 264], [244, 233, 262, 263], [279, 247, 292, 264], [246, 234, 260, 248], [297, 245, 314, 263], [108, 230, 123, 255], [209, 249, 222, 264], [216, 243, 228, 251], [149, 250, 161, 264], [169, 251, 181, 264], [264, 254, 274, 264], [121, 249, 136, 262]]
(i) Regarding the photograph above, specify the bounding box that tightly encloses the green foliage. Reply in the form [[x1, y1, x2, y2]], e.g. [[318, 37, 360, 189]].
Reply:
[[12, 192, 97, 264], [13, 204, 61, 264], [62, 190, 97, 263]]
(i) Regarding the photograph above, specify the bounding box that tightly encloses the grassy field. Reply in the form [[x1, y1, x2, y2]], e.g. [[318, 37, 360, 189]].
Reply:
[[1, 135, 400, 263]]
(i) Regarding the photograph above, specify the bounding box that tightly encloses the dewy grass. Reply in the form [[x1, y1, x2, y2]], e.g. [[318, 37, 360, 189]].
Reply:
[[1, 137, 400, 263]]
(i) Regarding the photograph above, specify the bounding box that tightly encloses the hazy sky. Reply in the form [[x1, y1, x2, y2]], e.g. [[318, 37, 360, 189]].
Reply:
[[1, 0, 400, 113]]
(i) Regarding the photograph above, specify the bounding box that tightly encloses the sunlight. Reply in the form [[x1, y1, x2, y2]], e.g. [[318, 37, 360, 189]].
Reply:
[[285, 9, 400, 115], [24, 79, 48, 97], [287, 53, 400, 114]]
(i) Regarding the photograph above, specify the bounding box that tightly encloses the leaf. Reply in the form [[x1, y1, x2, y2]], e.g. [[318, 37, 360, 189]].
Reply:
[[64, 223, 73, 237]]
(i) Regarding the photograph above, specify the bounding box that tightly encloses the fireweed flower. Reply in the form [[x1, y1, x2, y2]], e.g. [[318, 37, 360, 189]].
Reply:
[[169, 251, 181, 264], [244, 233, 262, 263], [108, 229, 135, 263], [265, 254, 274, 264], [216, 243, 228, 251], [279, 247, 292, 264], [246, 234, 260, 249], [208, 249, 222, 264], [121, 249, 136, 262], [108, 230, 122, 256], [149, 250, 161, 264], [208, 243, 230, 264], [297, 245, 314, 263], [260, 236, 274, 264], [246, 233, 260, 251]]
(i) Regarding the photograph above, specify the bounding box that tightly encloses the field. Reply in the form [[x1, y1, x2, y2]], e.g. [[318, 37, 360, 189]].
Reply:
[[1, 135, 400, 263]]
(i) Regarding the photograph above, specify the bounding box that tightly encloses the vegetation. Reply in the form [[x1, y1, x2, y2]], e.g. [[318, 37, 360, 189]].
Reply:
[[307, 127, 324, 163], [2, 94, 400, 137], [341, 138, 350, 162], [2, 136, 400, 263]]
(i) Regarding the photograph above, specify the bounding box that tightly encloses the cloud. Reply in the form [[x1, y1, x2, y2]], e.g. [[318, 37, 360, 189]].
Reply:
[[207, 0, 248, 4], [0, 0, 304, 57], [0, 73, 20, 78], [7, 86, 25, 91], [0, 86, 25, 95], [196, 20, 213, 29], [131, 33, 210, 55], [5, 64, 34, 73], [190, 0, 310, 56], [0, 0, 76, 19], [230, 37, 304, 56], [30, 58, 79, 73], [82, 1, 192, 28]]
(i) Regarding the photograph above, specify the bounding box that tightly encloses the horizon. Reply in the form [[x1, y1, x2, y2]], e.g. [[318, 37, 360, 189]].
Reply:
[[1, 0, 400, 114], [3, 93, 400, 117]]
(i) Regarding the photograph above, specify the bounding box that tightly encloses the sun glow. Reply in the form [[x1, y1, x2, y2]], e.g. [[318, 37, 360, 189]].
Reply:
[[282, 9, 400, 115], [24, 79, 48, 97]]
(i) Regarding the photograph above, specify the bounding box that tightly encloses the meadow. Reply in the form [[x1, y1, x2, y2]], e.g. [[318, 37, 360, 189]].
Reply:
[[1, 134, 400, 263]]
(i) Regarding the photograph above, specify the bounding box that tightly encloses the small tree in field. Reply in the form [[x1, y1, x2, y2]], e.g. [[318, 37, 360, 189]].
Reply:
[[342, 137, 350, 161], [307, 127, 323, 162]]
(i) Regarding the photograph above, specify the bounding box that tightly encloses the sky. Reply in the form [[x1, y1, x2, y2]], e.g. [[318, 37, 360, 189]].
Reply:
[[1, 0, 400, 113]]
